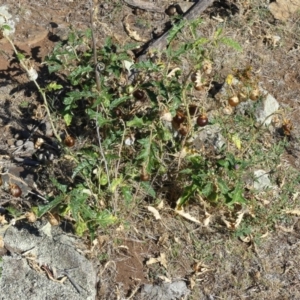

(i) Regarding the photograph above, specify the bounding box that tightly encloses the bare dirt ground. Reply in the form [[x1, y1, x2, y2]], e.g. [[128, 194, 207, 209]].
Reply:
[[1, 0, 300, 299]]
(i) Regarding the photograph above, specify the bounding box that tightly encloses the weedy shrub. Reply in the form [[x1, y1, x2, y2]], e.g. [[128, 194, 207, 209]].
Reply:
[[0, 17, 290, 237]]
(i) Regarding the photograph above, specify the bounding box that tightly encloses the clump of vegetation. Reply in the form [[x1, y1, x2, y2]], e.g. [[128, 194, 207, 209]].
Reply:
[[0, 13, 295, 239]]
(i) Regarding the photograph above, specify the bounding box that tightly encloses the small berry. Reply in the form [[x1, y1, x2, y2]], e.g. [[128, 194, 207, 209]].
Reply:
[[188, 105, 198, 116], [166, 5, 176, 16], [190, 72, 197, 82], [133, 90, 146, 100], [228, 96, 240, 107], [64, 135, 76, 147], [10, 183, 22, 197], [173, 111, 185, 125], [197, 114, 208, 127]]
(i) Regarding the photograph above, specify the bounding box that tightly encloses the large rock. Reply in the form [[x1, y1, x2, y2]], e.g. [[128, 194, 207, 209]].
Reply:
[[0, 223, 97, 300]]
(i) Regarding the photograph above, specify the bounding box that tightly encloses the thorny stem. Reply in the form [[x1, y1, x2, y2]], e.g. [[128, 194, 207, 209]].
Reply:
[[89, 0, 111, 188], [4, 34, 62, 143]]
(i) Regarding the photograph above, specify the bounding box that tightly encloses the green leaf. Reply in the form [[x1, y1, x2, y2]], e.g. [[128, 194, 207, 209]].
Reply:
[[177, 185, 197, 207], [1, 24, 11, 31], [47, 82, 63, 91], [140, 181, 156, 198], [37, 195, 65, 217], [121, 186, 132, 205], [75, 221, 88, 236], [110, 96, 130, 109], [202, 183, 213, 198], [227, 186, 246, 205], [17, 53, 25, 61], [217, 178, 230, 194], [214, 27, 223, 39], [64, 113, 73, 126], [167, 19, 185, 44], [126, 116, 145, 128], [220, 37, 243, 52], [109, 177, 123, 193]]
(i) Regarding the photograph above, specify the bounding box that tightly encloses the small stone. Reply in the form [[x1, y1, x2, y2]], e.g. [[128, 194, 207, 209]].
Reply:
[[253, 169, 273, 191], [15, 140, 24, 147], [6, 139, 14, 146], [24, 141, 35, 150]]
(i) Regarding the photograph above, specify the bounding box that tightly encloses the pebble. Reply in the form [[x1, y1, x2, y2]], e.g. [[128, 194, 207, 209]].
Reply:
[[6, 139, 14, 146], [15, 140, 24, 147], [24, 141, 35, 150]]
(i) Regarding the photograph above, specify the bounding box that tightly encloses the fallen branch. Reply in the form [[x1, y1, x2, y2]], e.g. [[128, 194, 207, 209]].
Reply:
[[137, 0, 214, 61]]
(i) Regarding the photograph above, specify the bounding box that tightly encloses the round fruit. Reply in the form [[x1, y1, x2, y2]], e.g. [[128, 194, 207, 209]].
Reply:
[[133, 89, 145, 100], [249, 88, 260, 101], [188, 105, 198, 116], [228, 96, 240, 107], [178, 126, 188, 136], [64, 135, 76, 147], [197, 114, 208, 127], [173, 111, 186, 124], [191, 72, 197, 82], [166, 5, 176, 16], [10, 183, 22, 197], [140, 172, 150, 181]]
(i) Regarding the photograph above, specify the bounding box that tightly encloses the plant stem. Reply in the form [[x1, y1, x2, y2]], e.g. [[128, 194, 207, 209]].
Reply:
[[4, 34, 61, 143]]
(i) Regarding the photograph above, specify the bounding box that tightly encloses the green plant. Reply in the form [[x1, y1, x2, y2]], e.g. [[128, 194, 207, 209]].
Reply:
[[3, 12, 290, 237]]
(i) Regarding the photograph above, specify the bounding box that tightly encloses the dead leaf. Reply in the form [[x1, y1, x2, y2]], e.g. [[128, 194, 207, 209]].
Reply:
[[147, 206, 161, 220], [239, 235, 251, 243], [203, 212, 212, 227], [47, 213, 60, 226], [157, 200, 164, 210], [146, 252, 168, 269], [158, 233, 169, 246], [284, 209, 300, 216], [123, 15, 148, 42], [0, 215, 7, 225], [269, 0, 300, 21], [174, 207, 201, 224], [157, 275, 171, 282], [159, 252, 168, 269], [167, 67, 181, 78], [26, 212, 37, 223], [146, 257, 160, 265]]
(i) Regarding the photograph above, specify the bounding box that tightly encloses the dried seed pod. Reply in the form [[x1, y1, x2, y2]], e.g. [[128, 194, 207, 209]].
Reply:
[[173, 111, 186, 125], [0, 175, 2, 186], [34, 137, 45, 149], [228, 96, 240, 107], [282, 119, 293, 136], [178, 126, 189, 136], [166, 5, 176, 16], [64, 135, 76, 147], [223, 105, 233, 115], [25, 212, 37, 223], [9, 183, 22, 197], [140, 166, 150, 181], [194, 84, 205, 91], [249, 88, 260, 101], [48, 213, 60, 226], [190, 72, 197, 82], [188, 105, 198, 116]]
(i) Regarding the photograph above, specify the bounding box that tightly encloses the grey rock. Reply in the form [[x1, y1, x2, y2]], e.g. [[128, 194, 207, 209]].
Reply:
[[15, 140, 24, 147], [193, 124, 226, 153], [255, 89, 279, 125], [24, 141, 35, 150], [140, 281, 190, 300], [253, 169, 273, 191], [1, 224, 97, 300]]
